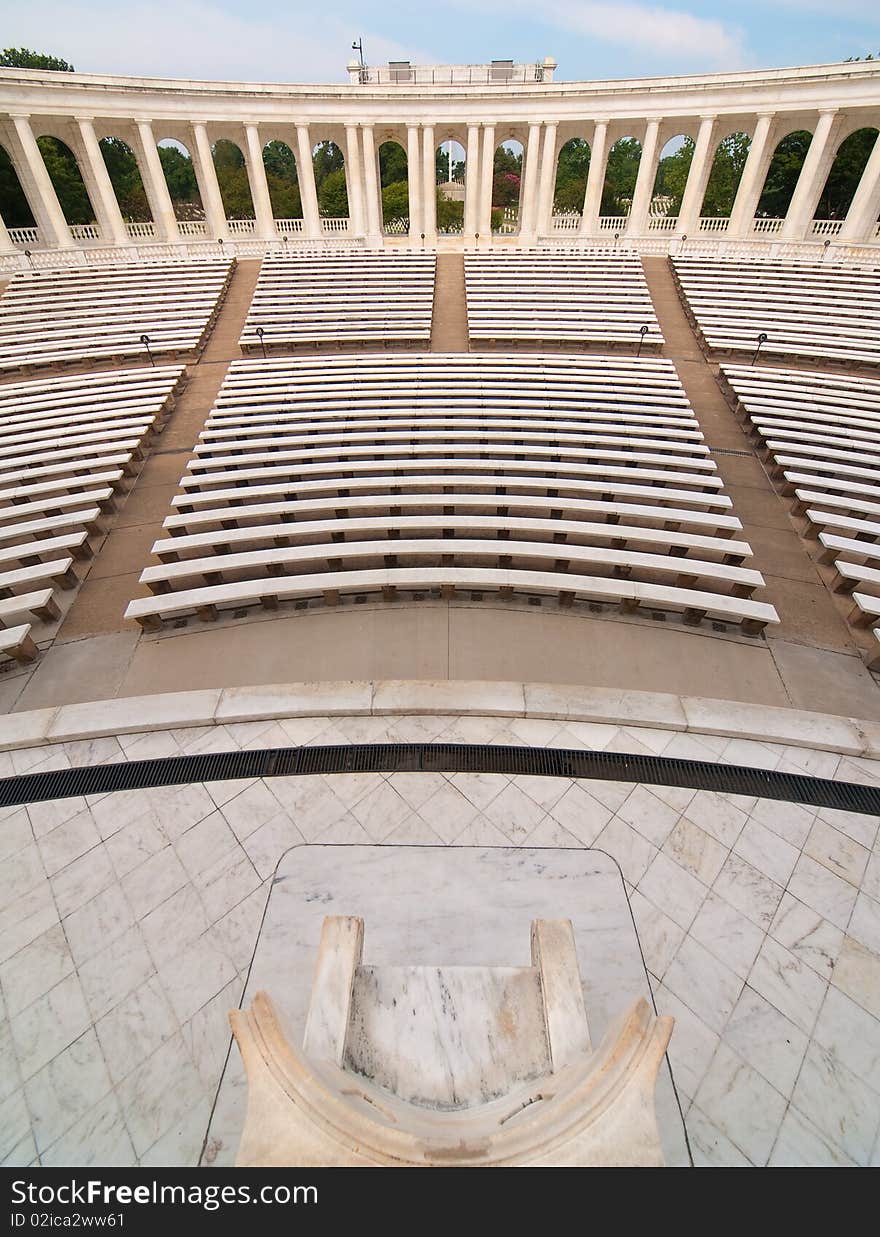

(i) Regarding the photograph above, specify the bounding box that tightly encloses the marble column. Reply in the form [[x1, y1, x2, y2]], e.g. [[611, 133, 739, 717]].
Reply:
[[579, 120, 609, 237], [675, 116, 717, 236], [296, 124, 322, 240], [361, 124, 382, 243], [518, 121, 543, 239], [536, 121, 559, 237], [9, 114, 74, 248], [344, 124, 366, 237], [464, 123, 480, 237], [190, 122, 229, 239], [243, 124, 276, 240], [840, 128, 880, 243], [421, 124, 436, 241], [728, 113, 776, 237], [132, 120, 179, 242], [406, 124, 422, 238], [478, 123, 496, 237], [74, 118, 129, 246], [780, 109, 842, 240], [0, 211, 14, 254], [626, 119, 662, 236]]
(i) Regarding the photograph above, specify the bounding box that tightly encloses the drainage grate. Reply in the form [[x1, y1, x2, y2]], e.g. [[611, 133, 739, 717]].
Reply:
[[1, 743, 879, 816]]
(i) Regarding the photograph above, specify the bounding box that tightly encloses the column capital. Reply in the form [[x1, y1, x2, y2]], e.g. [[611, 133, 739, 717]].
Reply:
[[7, 111, 31, 121], [135, 118, 154, 128], [698, 114, 718, 124], [818, 107, 839, 117], [72, 114, 96, 125]]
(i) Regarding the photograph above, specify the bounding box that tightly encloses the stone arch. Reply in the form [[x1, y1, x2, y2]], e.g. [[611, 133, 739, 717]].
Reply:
[[34, 133, 93, 225], [814, 126, 880, 220], [312, 139, 348, 218], [601, 136, 642, 217], [0, 140, 36, 230], [378, 139, 408, 233], [756, 128, 813, 219], [98, 136, 151, 223], [262, 140, 302, 220], [211, 138, 255, 219], [493, 137, 524, 232], [436, 137, 465, 233], [156, 138, 203, 222], [698, 130, 751, 218], [553, 137, 591, 215], [652, 133, 692, 218]]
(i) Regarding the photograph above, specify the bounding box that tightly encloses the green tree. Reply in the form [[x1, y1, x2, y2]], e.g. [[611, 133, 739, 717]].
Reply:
[[263, 141, 298, 184], [312, 141, 344, 191], [379, 142, 407, 188], [436, 191, 463, 232], [815, 127, 878, 218], [553, 138, 590, 213], [382, 180, 409, 225], [701, 131, 750, 216], [492, 145, 522, 208], [757, 130, 812, 216], [99, 137, 150, 221], [158, 145, 199, 204], [318, 167, 348, 216], [601, 138, 641, 215], [653, 137, 694, 215], [0, 48, 74, 71], [36, 136, 92, 223], [0, 146, 35, 227]]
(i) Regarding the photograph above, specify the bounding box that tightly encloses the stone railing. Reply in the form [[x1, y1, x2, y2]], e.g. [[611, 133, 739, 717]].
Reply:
[[647, 216, 677, 232], [753, 217, 784, 235], [69, 224, 100, 243], [321, 217, 349, 233], [7, 226, 40, 247], [810, 219, 844, 237], [126, 221, 156, 239], [178, 221, 209, 238], [598, 216, 628, 232], [227, 219, 256, 236], [551, 213, 581, 232], [275, 219, 305, 236], [698, 217, 730, 234]]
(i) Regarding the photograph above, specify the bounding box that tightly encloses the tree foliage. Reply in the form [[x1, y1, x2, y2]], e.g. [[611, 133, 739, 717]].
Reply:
[[436, 191, 463, 232], [382, 180, 409, 225], [700, 132, 750, 216], [553, 138, 590, 212], [318, 168, 348, 217], [492, 145, 522, 208], [36, 137, 91, 223], [815, 127, 878, 218], [0, 48, 74, 71], [601, 138, 641, 215], [757, 130, 812, 216]]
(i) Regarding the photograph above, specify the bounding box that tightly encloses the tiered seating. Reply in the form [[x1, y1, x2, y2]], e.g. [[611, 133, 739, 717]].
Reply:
[[0, 259, 234, 373], [240, 253, 435, 352], [673, 257, 880, 368], [721, 363, 880, 664], [125, 354, 778, 636], [0, 365, 185, 661], [464, 253, 663, 349]]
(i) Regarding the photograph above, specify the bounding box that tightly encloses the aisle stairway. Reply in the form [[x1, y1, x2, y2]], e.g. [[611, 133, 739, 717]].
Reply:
[[430, 254, 469, 352], [53, 258, 264, 641]]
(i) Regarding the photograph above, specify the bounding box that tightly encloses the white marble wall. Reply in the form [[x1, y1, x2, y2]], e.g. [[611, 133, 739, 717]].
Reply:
[[1, 710, 879, 1167]]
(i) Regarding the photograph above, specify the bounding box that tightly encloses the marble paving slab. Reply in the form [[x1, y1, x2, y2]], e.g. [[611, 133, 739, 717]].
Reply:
[[205, 844, 691, 1167]]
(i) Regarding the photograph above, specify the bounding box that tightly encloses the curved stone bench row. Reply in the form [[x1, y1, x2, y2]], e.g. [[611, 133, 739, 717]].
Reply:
[[673, 258, 880, 368], [464, 253, 663, 350], [129, 354, 774, 637], [240, 254, 436, 352], [721, 362, 880, 664], [0, 260, 234, 373], [0, 366, 186, 660]]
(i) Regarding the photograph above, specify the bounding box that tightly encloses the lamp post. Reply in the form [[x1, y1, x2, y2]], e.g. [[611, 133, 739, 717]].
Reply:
[[255, 326, 267, 360], [23, 248, 33, 270], [420, 232, 425, 250], [140, 334, 155, 367], [679, 232, 688, 255], [475, 232, 479, 250], [822, 237, 831, 262], [636, 324, 649, 358], [613, 232, 620, 249], [751, 331, 768, 365]]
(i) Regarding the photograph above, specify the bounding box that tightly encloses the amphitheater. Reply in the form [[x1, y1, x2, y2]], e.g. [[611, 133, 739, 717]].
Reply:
[[0, 53, 879, 1171]]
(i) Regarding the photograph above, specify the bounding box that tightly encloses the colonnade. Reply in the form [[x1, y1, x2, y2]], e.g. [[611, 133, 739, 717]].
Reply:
[[1, 60, 880, 250]]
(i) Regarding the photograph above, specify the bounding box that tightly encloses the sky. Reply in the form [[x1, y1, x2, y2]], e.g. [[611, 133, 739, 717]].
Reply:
[[1, 0, 879, 84]]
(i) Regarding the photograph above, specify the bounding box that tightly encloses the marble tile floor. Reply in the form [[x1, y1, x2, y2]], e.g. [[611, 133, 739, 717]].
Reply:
[[1, 711, 880, 1169]]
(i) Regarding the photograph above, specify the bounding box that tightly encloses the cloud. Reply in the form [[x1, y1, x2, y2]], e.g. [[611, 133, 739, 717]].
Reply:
[[0, 1, 432, 83], [450, 0, 749, 70]]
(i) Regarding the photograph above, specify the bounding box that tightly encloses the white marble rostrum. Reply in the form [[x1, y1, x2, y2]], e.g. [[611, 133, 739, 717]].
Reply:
[[231, 909, 674, 1166], [1, 690, 880, 1168]]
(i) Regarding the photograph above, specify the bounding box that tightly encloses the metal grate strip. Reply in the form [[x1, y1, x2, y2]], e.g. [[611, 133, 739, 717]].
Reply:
[[1, 743, 878, 816]]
